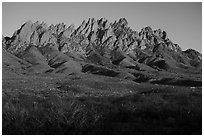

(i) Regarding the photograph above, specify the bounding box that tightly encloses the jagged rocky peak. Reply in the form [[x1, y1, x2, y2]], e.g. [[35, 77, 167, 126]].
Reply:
[[4, 20, 58, 54], [184, 49, 202, 60], [74, 17, 111, 36], [136, 26, 183, 53], [12, 20, 47, 39], [54, 23, 67, 35], [112, 18, 128, 28], [16, 20, 34, 42], [62, 24, 75, 38]]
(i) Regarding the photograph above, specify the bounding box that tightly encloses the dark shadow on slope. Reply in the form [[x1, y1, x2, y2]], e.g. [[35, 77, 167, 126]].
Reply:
[[149, 60, 168, 70], [112, 58, 125, 65], [45, 69, 54, 73], [151, 78, 202, 87], [49, 61, 67, 68], [82, 64, 119, 77], [126, 66, 143, 71], [132, 73, 151, 83]]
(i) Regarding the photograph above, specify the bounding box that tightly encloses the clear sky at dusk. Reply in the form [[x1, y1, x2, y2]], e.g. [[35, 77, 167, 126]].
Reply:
[[2, 2, 202, 52]]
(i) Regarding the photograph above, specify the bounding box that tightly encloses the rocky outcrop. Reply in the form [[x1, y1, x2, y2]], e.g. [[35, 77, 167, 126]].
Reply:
[[183, 49, 202, 67]]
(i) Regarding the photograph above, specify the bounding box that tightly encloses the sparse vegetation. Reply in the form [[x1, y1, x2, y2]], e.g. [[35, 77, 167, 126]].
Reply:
[[2, 79, 202, 135]]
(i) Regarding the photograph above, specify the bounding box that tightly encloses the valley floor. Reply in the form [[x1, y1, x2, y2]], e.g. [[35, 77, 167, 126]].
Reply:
[[2, 73, 202, 135]]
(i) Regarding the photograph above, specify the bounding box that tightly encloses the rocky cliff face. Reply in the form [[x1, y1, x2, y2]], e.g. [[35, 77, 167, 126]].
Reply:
[[3, 18, 202, 76]]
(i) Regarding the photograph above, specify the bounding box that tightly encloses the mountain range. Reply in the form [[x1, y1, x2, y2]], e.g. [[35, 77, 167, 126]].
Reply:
[[2, 18, 202, 86]]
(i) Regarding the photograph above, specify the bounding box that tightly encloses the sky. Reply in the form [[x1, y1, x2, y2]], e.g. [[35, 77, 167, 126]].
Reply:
[[2, 2, 202, 52]]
